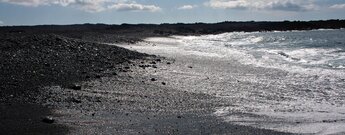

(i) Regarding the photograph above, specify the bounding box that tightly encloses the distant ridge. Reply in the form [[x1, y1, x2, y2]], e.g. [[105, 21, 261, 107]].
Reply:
[[1, 19, 344, 43]]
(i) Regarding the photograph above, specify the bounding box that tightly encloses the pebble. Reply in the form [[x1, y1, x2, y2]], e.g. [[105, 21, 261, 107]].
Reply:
[[42, 116, 55, 124], [70, 84, 82, 90]]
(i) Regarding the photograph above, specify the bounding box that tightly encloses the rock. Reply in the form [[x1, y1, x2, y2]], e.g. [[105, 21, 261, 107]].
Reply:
[[156, 59, 161, 62], [177, 116, 182, 119], [167, 62, 171, 65], [162, 82, 166, 85], [70, 84, 82, 90], [150, 61, 156, 64], [151, 78, 157, 81], [42, 116, 55, 124], [71, 98, 82, 103], [95, 74, 101, 78], [152, 65, 157, 68], [188, 66, 193, 68], [124, 66, 130, 69]]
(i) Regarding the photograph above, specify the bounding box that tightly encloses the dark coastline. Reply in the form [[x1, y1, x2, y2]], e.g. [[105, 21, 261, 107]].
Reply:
[[1, 20, 345, 43], [1, 20, 344, 134]]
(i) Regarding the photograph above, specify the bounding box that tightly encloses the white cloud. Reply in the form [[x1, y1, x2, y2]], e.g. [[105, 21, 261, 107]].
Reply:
[[178, 5, 197, 10], [205, 0, 316, 11], [0, 0, 161, 12], [330, 4, 345, 9], [109, 2, 161, 12], [0, 0, 49, 6]]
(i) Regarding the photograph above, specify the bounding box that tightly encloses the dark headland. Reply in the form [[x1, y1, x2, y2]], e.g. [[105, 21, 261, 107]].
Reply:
[[0, 20, 344, 134]]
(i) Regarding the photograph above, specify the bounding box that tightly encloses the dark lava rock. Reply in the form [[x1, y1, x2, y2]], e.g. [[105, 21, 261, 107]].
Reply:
[[70, 84, 82, 90], [71, 98, 82, 103], [167, 62, 171, 65], [156, 59, 161, 62], [151, 78, 157, 81], [162, 82, 166, 85], [188, 66, 193, 68], [177, 116, 182, 119], [42, 116, 55, 124]]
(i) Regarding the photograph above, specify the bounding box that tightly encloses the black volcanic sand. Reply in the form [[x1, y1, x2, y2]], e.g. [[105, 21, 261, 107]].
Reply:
[[0, 33, 148, 134]]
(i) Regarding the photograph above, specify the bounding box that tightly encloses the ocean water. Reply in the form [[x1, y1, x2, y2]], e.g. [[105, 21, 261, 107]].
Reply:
[[174, 29, 345, 74], [122, 29, 345, 134]]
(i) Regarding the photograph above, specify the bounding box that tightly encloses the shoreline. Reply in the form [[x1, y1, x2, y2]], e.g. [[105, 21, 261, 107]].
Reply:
[[121, 35, 345, 134], [0, 32, 292, 134], [2, 23, 344, 134]]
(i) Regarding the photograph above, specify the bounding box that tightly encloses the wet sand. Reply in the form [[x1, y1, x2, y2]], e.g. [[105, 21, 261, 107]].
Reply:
[[37, 54, 291, 135]]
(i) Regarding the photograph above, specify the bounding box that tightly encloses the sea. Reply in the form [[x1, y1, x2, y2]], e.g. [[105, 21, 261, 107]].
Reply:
[[123, 29, 345, 134]]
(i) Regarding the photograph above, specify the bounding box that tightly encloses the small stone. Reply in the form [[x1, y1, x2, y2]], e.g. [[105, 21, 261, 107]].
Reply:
[[151, 78, 157, 81], [156, 59, 161, 62], [162, 82, 166, 85], [70, 84, 82, 90], [42, 116, 55, 124], [71, 98, 82, 103], [167, 62, 171, 65], [95, 75, 101, 78], [177, 116, 182, 119], [188, 66, 193, 68]]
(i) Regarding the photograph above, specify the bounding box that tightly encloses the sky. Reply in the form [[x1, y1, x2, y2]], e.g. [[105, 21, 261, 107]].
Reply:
[[0, 0, 345, 26]]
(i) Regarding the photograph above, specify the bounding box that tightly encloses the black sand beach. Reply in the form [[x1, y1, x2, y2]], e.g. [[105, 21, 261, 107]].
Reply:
[[1, 20, 344, 134]]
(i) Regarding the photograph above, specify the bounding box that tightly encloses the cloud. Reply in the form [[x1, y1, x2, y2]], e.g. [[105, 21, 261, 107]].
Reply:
[[108, 2, 161, 12], [330, 4, 345, 9], [0, 0, 49, 6], [178, 5, 197, 10], [0, 0, 161, 12], [205, 0, 316, 11], [0, 20, 3, 25]]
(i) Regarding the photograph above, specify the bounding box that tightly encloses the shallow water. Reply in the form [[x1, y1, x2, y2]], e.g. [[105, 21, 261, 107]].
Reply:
[[121, 29, 345, 135]]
